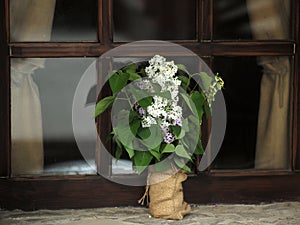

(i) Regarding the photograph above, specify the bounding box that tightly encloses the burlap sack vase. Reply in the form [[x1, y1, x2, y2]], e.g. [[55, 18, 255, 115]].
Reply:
[[145, 170, 191, 220]]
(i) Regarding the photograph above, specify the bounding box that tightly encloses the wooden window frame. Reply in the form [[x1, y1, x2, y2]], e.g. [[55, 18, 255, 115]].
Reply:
[[0, 0, 300, 210]]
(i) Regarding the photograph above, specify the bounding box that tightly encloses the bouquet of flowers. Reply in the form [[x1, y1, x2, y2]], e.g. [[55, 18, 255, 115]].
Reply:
[[95, 54, 223, 220], [95, 55, 223, 175]]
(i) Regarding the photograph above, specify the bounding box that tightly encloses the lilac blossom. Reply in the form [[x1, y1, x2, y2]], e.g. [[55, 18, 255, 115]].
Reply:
[[163, 131, 175, 144], [138, 107, 146, 116], [134, 103, 147, 116], [172, 118, 183, 127]]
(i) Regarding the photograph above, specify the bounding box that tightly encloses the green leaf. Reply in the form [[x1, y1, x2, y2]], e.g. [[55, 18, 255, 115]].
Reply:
[[204, 101, 212, 117], [199, 72, 213, 92], [188, 114, 200, 125], [138, 96, 153, 108], [116, 110, 135, 149], [105, 131, 115, 143], [182, 118, 189, 133], [115, 147, 123, 160], [194, 138, 205, 155], [177, 64, 189, 74], [170, 126, 181, 138], [139, 124, 162, 150], [149, 149, 161, 161], [177, 129, 186, 139], [174, 158, 191, 173], [109, 71, 130, 94], [94, 95, 116, 117], [129, 85, 150, 100], [182, 120, 200, 151], [138, 68, 146, 76], [124, 63, 136, 73], [149, 142, 161, 161], [124, 145, 135, 159], [152, 144, 161, 152], [162, 144, 175, 153], [128, 72, 141, 81], [180, 93, 197, 115], [191, 91, 205, 120], [130, 119, 141, 136], [157, 91, 171, 99], [129, 110, 139, 122], [175, 145, 192, 160], [175, 119, 189, 139], [178, 75, 190, 91], [152, 83, 162, 93], [133, 151, 153, 174], [138, 127, 151, 140], [115, 136, 123, 149]]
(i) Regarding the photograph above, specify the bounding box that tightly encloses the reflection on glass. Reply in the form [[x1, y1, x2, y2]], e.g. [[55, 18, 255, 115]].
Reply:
[[10, 0, 98, 42], [113, 0, 197, 41], [213, 0, 292, 40], [10, 0, 56, 42], [212, 56, 291, 170], [11, 58, 97, 176], [51, 0, 98, 41]]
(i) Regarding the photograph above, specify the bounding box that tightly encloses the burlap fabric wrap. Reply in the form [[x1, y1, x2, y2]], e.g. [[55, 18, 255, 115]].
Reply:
[[140, 170, 191, 220]]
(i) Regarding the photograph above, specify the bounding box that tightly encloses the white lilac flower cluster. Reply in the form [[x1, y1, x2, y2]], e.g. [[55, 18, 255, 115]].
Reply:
[[138, 55, 182, 144], [204, 75, 224, 107]]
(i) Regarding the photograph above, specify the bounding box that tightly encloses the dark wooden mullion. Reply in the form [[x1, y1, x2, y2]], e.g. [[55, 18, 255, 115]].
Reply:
[[108, 0, 114, 44], [9, 42, 110, 58], [97, 0, 103, 43], [294, 0, 300, 170], [0, 0, 10, 177], [110, 41, 294, 58], [101, 0, 112, 45], [195, 0, 201, 41], [200, 0, 213, 41], [210, 41, 295, 56], [9, 41, 294, 58], [96, 58, 112, 176]]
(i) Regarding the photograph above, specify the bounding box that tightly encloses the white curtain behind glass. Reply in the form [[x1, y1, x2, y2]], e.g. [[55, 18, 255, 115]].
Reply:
[[10, 0, 56, 175], [247, 0, 291, 169]]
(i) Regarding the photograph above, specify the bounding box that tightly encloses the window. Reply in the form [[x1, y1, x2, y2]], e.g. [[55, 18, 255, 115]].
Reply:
[[0, 0, 299, 209]]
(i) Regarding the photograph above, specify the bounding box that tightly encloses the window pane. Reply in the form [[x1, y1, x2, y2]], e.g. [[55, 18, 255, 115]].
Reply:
[[113, 0, 197, 41], [213, 0, 292, 40], [10, 0, 98, 42], [212, 56, 292, 170], [11, 58, 97, 176], [51, 0, 98, 41]]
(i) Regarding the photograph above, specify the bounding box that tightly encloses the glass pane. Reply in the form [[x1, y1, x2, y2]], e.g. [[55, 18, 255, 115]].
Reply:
[[113, 0, 197, 41], [11, 58, 97, 176], [51, 0, 98, 41], [10, 0, 98, 42], [212, 56, 292, 170], [213, 0, 292, 40]]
